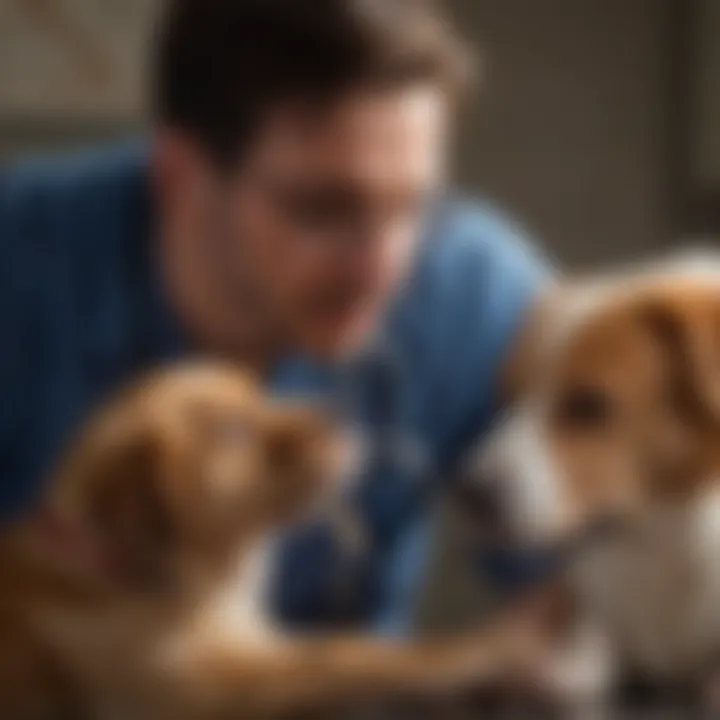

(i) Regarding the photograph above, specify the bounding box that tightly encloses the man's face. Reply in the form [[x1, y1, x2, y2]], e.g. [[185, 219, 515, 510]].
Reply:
[[196, 87, 448, 358]]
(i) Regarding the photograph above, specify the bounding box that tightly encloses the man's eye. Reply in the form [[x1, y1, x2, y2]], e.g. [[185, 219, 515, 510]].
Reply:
[[555, 387, 613, 428], [285, 195, 351, 228], [268, 183, 362, 230]]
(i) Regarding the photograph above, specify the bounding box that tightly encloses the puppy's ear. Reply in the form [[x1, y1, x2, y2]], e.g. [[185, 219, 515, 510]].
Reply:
[[501, 285, 561, 401], [642, 288, 720, 423], [81, 423, 177, 589]]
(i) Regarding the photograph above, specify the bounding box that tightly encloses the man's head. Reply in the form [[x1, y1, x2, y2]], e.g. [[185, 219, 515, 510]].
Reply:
[[153, 0, 470, 359]]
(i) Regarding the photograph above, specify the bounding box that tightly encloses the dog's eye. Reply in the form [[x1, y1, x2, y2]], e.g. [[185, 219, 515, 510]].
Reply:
[[555, 386, 613, 428]]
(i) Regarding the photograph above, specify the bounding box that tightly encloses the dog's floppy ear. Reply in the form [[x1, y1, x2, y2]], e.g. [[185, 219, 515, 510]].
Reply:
[[501, 284, 563, 402], [642, 287, 720, 423], [75, 418, 178, 589]]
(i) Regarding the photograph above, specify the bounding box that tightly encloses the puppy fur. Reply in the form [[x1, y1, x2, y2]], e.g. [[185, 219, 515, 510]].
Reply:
[[473, 260, 720, 705], [0, 363, 545, 719]]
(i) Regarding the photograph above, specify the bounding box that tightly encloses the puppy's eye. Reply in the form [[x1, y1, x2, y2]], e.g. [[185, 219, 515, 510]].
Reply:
[[555, 387, 613, 428]]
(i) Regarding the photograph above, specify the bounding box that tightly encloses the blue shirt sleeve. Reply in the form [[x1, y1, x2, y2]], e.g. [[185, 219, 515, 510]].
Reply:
[[0, 168, 55, 514], [371, 202, 551, 634], [432, 204, 551, 468], [0, 146, 151, 517]]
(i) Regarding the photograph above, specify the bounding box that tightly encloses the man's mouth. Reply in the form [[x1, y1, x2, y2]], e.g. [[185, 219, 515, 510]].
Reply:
[[304, 299, 382, 353]]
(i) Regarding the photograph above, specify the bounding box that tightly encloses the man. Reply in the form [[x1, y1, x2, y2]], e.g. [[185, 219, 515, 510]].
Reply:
[[0, 0, 546, 634]]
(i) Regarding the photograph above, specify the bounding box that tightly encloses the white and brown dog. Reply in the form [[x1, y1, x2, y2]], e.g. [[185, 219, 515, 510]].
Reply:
[[469, 258, 720, 708]]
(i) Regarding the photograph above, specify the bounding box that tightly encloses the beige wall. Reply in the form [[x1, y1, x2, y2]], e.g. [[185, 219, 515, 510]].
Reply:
[[450, 0, 669, 267], [0, 0, 151, 118], [696, 0, 720, 187]]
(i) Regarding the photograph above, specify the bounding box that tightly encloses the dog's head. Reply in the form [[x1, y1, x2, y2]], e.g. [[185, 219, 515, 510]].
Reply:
[[49, 364, 344, 589], [470, 276, 720, 549]]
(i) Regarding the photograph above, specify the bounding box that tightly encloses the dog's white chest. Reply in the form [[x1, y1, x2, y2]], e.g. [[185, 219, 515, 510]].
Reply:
[[579, 494, 720, 679]]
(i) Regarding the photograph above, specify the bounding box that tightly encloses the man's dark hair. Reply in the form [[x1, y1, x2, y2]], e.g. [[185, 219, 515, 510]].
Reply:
[[155, 0, 471, 165]]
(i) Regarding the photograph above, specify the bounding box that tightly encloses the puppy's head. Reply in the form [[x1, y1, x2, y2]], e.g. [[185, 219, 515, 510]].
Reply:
[[50, 364, 343, 588], [471, 278, 720, 549]]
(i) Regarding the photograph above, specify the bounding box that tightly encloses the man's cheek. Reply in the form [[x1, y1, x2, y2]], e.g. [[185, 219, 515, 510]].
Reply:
[[385, 223, 419, 276]]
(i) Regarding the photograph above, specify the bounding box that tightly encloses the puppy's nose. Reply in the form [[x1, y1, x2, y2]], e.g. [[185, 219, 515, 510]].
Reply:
[[456, 472, 507, 529]]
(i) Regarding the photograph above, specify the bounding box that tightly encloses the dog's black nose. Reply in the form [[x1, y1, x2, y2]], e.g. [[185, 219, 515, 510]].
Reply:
[[455, 477, 506, 529]]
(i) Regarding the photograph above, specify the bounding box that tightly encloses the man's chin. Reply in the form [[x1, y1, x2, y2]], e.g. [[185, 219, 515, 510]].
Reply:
[[297, 311, 379, 361]]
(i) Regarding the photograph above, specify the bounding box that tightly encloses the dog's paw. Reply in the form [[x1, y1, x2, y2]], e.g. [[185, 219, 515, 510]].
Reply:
[[530, 622, 615, 716]]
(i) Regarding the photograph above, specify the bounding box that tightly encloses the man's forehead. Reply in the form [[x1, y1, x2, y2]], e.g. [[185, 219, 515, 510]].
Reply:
[[250, 87, 448, 180]]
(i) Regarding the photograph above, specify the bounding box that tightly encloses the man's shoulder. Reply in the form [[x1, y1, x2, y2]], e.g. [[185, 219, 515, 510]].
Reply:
[[396, 198, 550, 337], [0, 142, 155, 378], [390, 198, 551, 462], [2, 141, 150, 195], [0, 141, 152, 261], [419, 198, 547, 286]]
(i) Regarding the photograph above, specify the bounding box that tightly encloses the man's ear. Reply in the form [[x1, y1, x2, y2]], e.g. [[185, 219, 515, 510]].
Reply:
[[81, 424, 177, 589], [641, 288, 720, 424]]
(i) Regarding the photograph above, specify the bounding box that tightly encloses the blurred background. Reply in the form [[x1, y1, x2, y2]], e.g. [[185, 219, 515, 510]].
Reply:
[[1, 0, 718, 267]]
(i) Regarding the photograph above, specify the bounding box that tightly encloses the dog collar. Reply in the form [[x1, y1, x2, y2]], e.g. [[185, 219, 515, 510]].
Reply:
[[33, 506, 117, 579]]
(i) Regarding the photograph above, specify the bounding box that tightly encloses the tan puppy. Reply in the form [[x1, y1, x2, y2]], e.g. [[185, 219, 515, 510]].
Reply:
[[470, 262, 720, 706], [0, 363, 546, 719]]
